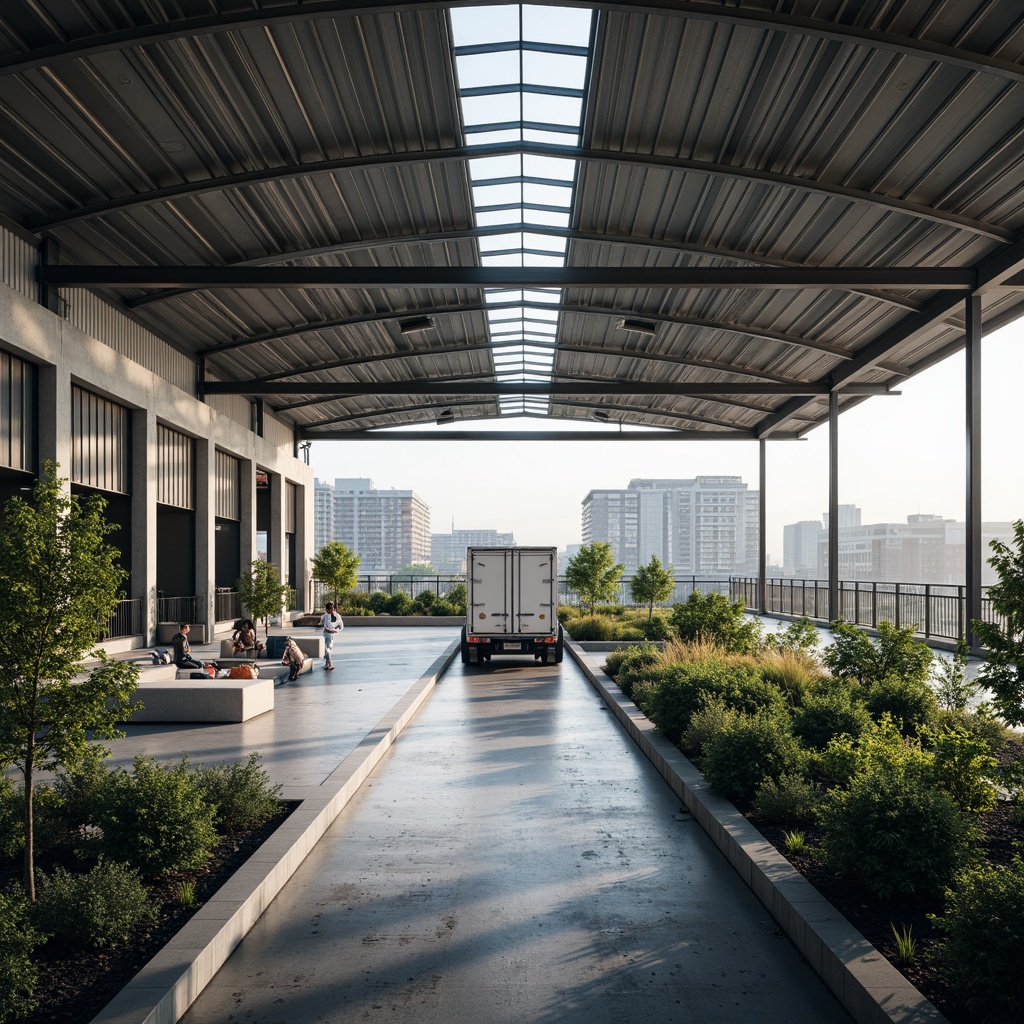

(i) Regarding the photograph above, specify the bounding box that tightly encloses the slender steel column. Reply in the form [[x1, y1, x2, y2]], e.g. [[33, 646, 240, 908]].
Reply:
[[965, 294, 983, 648], [828, 391, 840, 622], [758, 438, 767, 614]]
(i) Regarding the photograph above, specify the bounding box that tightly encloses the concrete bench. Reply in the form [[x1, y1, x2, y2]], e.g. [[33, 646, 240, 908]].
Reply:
[[219, 635, 324, 659], [120, 676, 274, 723]]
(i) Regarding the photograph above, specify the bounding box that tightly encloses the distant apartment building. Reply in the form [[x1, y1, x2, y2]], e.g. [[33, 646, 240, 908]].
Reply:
[[431, 528, 516, 573], [313, 478, 335, 554], [328, 478, 431, 573], [783, 520, 822, 578], [581, 476, 759, 574], [782, 508, 1016, 584]]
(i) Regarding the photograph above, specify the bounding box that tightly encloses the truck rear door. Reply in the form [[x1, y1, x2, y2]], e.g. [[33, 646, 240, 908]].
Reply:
[[514, 549, 556, 637], [469, 548, 511, 635]]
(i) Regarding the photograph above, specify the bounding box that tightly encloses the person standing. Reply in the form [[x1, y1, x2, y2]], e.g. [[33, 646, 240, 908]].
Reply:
[[319, 601, 343, 671], [172, 623, 205, 670]]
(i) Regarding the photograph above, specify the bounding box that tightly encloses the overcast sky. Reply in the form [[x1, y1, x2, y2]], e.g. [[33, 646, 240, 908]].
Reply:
[[307, 317, 1024, 566]]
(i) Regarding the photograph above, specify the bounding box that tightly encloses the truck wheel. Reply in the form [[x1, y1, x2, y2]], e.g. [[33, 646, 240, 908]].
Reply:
[[554, 625, 564, 664], [460, 626, 471, 664]]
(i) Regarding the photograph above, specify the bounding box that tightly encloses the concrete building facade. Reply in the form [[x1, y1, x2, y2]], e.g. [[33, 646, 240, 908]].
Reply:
[[582, 477, 759, 575], [0, 253, 314, 645], [431, 528, 516, 573]]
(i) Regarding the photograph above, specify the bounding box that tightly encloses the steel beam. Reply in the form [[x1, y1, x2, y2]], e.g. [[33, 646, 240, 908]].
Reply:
[[5, 3, 1023, 86], [202, 380, 897, 398], [828, 391, 840, 623], [298, 428, 803, 442], [44, 265, 977, 290], [966, 295, 983, 650], [758, 438, 767, 616]]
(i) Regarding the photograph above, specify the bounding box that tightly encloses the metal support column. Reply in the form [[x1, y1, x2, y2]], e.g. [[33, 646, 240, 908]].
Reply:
[[966, 294, 983, 649], [758, 438, 767, 614], [828, 391, 840, 622]]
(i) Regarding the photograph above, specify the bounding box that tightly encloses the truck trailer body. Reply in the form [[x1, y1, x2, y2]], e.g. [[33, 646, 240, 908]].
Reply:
[[462, 547, 563, 664]]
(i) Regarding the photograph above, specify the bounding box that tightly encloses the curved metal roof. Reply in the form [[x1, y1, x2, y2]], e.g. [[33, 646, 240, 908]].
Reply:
[[2, 1, 1023, 440]]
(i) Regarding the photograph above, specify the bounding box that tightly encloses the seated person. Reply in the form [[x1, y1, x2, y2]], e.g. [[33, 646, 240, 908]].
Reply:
[[231, 618, 264, 656], [281, 637, 305, 681], [172, 622, 205, 670]]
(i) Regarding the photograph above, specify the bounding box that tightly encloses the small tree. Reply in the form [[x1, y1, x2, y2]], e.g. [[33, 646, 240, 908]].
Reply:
[[311, 541, 360, 604], [629, 555, 674, 620], [670, 590, 762, 654], [0, 462, 139, 899], [565, 542, 624, 617], [236, 559, 289, 641], [973, 520, 1024, 726]]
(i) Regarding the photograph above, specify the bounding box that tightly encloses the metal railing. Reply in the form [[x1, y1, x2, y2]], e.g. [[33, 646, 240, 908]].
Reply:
[[730, 577, 1001, 642], [559, 575, 732, 608], [156, 594, 197, 625], [102, 597, 144, 639], [215, 589, 241, 622]]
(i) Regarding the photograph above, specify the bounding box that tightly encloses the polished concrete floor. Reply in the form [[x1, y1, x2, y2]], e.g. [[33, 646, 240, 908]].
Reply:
[[169, 638, 849, 1024]]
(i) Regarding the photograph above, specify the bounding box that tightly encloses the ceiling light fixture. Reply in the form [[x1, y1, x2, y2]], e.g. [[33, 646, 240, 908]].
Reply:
[[592, 410, 610, 421], [616, 317, 657, 336], [399, 316, 434, 335], [436, 408, 455, 424]]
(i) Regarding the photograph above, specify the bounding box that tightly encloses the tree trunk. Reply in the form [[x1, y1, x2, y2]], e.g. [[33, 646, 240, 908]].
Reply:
[[23, 742, 35, 901]]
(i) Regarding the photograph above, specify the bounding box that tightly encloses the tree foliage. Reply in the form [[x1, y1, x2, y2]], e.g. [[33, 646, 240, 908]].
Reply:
[[565, 542, 624, 617], [394, 562, 437, 576], [311, 541, 360, 603], [670, 590, 762, 654], [236, 559, 290, 640], [972, 519, 1024, 726], [0, 463, 139, 898], [629, 555, 674, 620]]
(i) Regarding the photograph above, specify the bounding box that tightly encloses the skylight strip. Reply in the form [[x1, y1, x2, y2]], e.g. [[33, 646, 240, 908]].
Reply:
[[452, 4, 593, 418]]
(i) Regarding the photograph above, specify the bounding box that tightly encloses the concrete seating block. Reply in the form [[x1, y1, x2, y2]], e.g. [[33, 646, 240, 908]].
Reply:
[[157, 622, 207, 644], [284, 635, 324, 659], [124, 676, 274, 723], [280, 657, 313, 679], [219, 640, 264, 658]]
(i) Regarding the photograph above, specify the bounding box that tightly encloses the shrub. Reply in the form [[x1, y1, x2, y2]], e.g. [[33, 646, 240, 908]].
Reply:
[[764, 617, 821, 656], [33, 859, 155, 947], [413, 589, 437, 610], [192, 753, 283, 831], [931, 640, 978, 712], [758, 648, 827, 706], [338, 591, 370, 614], [446, 583, 468, 615], [606, 644, 661, 699], [385, 592, 414, 616], [792, 684, 871, 751], [0, 779, 64, 862], [863, 674, 938, 736], [0, 884, 41, 1023], [926, 728, 998, 813], [557, 605, 576, 624], [614, 625, 646, 641], [702, 711, 801, 803], [566, 616, 616, 641], [365, 592, 391, 614], [820, 765, 977, 898], [930, 857, 1024, 1022], [754, 772, 821, 825], [681, 695, 738, 760], [823, 620, 933, 689], [97, 756, 218, 877], [670, 591, 762, 654], [639, 615, 671, 641], [53, 745, 114, 832], [430, 601, 457, 616], [934, 706, 1011, 752]]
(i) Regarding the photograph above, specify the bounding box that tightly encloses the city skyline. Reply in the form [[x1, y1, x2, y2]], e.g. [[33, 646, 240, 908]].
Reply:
[[307, 318, 1024, 569]]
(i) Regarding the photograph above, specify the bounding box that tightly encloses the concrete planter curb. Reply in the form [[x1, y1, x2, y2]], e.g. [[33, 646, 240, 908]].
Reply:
[[565, 640, 949, 1024], [88, 639, 460, 1024]]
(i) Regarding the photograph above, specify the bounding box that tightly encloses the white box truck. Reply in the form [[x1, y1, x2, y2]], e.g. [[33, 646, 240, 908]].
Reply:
[[461, 547, 563, 664]]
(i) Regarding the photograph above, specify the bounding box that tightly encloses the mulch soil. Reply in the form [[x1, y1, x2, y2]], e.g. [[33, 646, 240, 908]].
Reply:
[[748, 738, 1024, 1024], [3, 801, 296, 1024]]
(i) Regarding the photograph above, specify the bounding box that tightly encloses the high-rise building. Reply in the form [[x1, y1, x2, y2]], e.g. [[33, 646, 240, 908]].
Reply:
[[783, 520, 822, 577], [313, 478, 335, 554], [329, 478, 431, 573], [431, 528, 516, 573], [581, 477, 759, 574]]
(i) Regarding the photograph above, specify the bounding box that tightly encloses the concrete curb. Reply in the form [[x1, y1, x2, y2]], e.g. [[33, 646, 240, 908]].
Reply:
[[565, 640, 949, 1024], [88, 638, 460, 1024]]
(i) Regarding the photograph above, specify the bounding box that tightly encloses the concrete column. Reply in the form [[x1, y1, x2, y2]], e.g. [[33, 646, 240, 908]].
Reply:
[[239, 457, 256, 575], [828, 391, 840, 623], [130, 406, 158, 642], [758, 438, 766, 614], [269, 470, 287, 611], [37, 363, 72, 481], [965, 294, 982, 649], [194, 435, 216, 638], [295, 480, 311, 612]]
